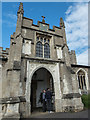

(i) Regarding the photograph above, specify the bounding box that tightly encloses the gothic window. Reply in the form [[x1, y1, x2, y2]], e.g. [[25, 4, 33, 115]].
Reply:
[[77, 70, 86, 90], [36, 42, 43, 57], [44, 43, 50, 58], [36, 35, 50, 58]]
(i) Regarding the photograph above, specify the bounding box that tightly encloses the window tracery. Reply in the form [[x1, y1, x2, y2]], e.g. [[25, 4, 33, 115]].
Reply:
[[77, 70, 86, 90], [36, 36, 50, 58]]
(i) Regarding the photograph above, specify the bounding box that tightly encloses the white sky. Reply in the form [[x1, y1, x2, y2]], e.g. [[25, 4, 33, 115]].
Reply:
[[65, 2, 88, 66]]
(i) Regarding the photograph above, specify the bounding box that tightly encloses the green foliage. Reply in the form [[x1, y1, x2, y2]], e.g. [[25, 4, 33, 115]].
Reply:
[[81, 94, 90, 109]]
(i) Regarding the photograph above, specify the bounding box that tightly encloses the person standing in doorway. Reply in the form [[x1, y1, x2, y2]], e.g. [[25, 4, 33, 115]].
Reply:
[[39, 89, 46, 112], [46, 88, 53, 113], [42, 89, 46, 112], [39, 90, 43, 104]]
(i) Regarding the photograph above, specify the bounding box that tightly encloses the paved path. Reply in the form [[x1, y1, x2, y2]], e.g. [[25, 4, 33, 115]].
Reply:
[[29, 109, 89, 118]]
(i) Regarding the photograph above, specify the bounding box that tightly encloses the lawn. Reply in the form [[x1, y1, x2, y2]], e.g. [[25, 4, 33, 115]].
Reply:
[[81, 94, 90, 109]]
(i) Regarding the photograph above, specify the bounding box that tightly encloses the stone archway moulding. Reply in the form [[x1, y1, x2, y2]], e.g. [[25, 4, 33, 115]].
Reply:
[[25, 60, 62, 115], [30, 64, 55, 83]]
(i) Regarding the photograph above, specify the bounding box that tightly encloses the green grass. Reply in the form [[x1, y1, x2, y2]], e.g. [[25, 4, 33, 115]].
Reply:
[[81, 94, 90, 109]]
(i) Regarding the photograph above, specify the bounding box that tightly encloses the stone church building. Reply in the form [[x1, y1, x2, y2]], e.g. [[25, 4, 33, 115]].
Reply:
[[0, 2, 90, 118]]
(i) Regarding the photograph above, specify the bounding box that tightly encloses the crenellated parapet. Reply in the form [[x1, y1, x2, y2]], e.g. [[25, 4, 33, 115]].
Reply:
[[0, 47, 9, 55], [22, 16, 65, 37], [0, 47, 9, 68]]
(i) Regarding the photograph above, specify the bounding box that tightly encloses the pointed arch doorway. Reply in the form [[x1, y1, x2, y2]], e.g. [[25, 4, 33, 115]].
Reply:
[[30, 67, 55, 113]]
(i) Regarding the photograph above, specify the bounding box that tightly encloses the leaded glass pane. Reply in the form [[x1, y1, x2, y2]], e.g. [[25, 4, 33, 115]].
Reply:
[[40, 37, 43, 42], [48, 39, 50, 43], [44, 43, 50, 58], [36, 42, 43, 57], [37, 37, 39, 41], [44, 38, 46, 43]]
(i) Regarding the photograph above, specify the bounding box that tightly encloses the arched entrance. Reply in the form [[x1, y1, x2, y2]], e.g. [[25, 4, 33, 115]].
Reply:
[[30, 67, 55, 113]]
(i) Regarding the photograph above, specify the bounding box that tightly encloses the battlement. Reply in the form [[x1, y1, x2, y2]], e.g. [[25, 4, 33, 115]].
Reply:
[[71, 50, 76, 55], [22, 17, 64, 37], [0, 47, 9, 54], [0, 47, 3, 51]]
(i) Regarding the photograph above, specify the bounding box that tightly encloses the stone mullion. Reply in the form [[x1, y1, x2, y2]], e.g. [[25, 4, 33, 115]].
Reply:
[[82, 75, 84, 89], [83, 76, 86, 89], [81, 75, 83, 89], [79, 75, 82, 89], [81, 75, 84, 89], [43, 38, 44, 58], [82, 75, 86, 89]]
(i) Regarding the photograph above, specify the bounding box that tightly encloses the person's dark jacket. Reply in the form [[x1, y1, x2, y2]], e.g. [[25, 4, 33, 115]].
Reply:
[[46, 91, 52, 99], [39, 92, 43, 103]]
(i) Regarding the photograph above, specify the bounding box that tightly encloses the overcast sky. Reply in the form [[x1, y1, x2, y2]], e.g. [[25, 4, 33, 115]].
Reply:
[[1, 1, 89, 66]]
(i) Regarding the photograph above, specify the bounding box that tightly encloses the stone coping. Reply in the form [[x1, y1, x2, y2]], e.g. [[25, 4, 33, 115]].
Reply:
[[0, 96, 26, 104], [62, 93, 81, 99], [71, 64, 90, 68], [22, 56, 64, 64]]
